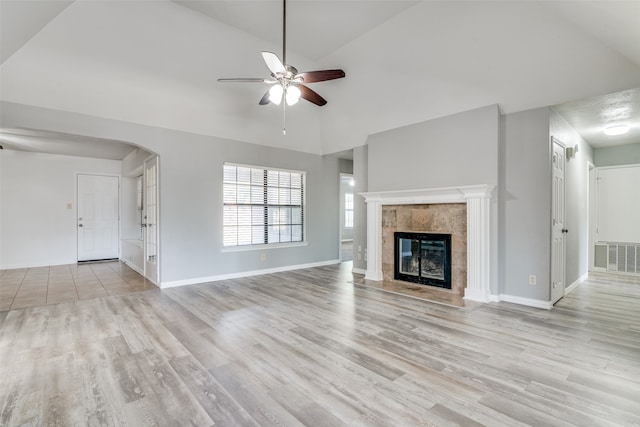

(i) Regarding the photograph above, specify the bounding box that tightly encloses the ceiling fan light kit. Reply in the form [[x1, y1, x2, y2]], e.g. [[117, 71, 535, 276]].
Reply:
[[218, 0, 345, 134], [603, 124, 629, 136]]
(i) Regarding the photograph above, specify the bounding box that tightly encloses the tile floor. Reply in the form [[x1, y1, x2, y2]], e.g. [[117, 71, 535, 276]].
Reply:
[[0, 261, 157, 311]]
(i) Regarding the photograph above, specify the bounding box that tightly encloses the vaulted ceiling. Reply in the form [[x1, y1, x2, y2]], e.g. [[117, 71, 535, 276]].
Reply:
[[1, 0, 639, 157]]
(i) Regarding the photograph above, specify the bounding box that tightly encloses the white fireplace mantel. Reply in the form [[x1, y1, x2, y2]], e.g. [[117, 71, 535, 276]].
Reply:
[[360, 184, 494, 303]]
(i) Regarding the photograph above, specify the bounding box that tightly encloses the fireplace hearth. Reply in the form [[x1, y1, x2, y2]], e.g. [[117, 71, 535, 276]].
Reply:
[[394, 232, 452, 289]]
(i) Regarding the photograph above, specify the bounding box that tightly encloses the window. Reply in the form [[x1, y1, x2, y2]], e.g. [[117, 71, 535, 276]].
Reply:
[[223, 163, 305, 247], [345, 192, 354, 228]]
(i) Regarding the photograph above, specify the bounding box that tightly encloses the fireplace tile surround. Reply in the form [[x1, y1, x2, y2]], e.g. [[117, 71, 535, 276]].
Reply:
[[361, 185, 494, 303], [384, 204, 465, 295]]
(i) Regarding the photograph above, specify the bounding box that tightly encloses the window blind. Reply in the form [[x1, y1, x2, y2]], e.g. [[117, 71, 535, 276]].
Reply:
[[223, 164, 305, 247]]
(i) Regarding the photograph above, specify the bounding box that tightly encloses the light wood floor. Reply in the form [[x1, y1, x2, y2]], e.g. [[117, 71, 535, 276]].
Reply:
[[1, 263, 639, 426]]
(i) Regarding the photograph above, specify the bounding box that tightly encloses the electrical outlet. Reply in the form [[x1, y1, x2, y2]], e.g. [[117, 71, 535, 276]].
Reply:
[[261, 253, 266, 261], [528, 275, 536, 285]]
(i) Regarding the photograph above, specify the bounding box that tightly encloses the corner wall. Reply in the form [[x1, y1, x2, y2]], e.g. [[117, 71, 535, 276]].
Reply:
[[503, 107, 552, 301], [352, 145, 368, 273]]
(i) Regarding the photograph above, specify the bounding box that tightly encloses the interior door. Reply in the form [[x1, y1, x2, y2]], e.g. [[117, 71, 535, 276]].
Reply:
[[551, 138, 566, 304], [77, 174, 120, 261], [143, 156, 159, 284]]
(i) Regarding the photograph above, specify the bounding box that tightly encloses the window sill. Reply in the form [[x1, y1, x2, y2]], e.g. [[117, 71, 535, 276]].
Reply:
[[221, 241, 308, 253]]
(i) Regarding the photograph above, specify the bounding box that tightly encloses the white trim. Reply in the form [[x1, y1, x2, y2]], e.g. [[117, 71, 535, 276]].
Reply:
[[224, 161, 306, 176], [160, 259, 341, 289], [122, 258, 144, 276], [352, 267, 366, 275], [492, 294, 553, 310], [360, 184, 493, 206], [221, 241, 308, 253], [360, 184, 495, 302], [1, 260, 75, 270], [596, 163, 640, 171], [565, 273, 588, 295]]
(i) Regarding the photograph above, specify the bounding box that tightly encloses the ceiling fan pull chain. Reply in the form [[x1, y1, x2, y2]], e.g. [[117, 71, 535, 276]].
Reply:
[[282, 102, 287, 135]]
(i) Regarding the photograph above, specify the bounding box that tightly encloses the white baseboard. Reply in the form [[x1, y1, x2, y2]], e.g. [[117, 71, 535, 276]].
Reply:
[[352, 267, 366, 275], [160, 259, 342, 289], [565, 272, 588, 295], [121, 258, 144, 276], [491, 294, 553, 310], [0, 260, 77, 270]]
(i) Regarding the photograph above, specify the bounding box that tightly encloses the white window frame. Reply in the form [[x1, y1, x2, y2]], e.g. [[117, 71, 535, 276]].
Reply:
[[222, 162, 307, 252], [345, 192, 354, 228]]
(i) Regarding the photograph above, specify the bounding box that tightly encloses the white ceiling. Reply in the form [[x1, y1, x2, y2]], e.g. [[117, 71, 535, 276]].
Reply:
[[554, 88, 640, 148], [0, 0, 639, 159]]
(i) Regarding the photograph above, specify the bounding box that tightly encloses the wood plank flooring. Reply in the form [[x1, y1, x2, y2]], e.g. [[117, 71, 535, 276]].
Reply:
[[1, 263, 639, 426]]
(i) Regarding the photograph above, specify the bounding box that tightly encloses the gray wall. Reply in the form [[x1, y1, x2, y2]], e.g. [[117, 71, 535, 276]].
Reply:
[[352, 145, 368, 272], [550, 109, 594, 287], [367, 105, 500, 191], [1, 101, 343, 284], [594, 143, 640, 167], [0, 150, 121, 268], [365, 105, 500, 294], [503, 107, 552, 300]]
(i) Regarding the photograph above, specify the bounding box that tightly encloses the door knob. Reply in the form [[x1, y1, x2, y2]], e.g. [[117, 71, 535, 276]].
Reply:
[[561, 228, 568, 233], [78, 224, 83, 227]]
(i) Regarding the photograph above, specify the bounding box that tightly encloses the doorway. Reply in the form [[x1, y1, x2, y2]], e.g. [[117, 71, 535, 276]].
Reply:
[[340, 173, 354, 261], [77, 174, 120, 262]]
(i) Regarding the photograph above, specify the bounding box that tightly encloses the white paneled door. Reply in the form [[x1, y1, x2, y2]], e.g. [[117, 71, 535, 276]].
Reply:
[[551, 138, 566, 304], [144, 156, 159, 284], [77, 174, 120, 261]]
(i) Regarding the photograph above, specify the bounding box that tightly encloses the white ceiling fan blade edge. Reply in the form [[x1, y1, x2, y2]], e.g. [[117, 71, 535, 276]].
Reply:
[[262, 51, 286, 75]]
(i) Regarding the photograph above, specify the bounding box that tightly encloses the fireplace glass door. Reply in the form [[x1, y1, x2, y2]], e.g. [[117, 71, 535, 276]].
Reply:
[[394, 232, 451, 288]]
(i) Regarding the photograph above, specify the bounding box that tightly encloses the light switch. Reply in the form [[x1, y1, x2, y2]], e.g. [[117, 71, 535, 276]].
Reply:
[[67, 203, 73, 210]]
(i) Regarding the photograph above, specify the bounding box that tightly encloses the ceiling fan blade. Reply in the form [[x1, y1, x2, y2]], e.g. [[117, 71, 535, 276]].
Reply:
[[262, 51, 286, 75], [259, 89, 271, 105], [218, 78, 274, 83], [296, 69, 345, 83], [296, 84, 327, 106]]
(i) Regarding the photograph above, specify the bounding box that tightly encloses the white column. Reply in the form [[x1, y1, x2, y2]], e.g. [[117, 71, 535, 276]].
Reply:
[[365, 200, 383, 281], [464, 194, 491, 302]]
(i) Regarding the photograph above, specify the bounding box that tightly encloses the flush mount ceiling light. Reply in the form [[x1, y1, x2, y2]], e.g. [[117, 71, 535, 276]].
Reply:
[[218, 0, 346, 135], [603, 124, 630, 136]]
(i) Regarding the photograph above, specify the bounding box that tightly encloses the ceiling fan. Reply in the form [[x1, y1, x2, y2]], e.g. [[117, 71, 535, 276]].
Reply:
[[218, 0, 346, 120]]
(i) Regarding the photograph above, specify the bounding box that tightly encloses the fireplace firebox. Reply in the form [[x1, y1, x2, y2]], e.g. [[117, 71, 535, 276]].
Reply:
[[394, 232, 452, 289]]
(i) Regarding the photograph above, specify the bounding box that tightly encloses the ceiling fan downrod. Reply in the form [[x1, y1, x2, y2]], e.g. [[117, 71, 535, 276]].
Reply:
[[282, 0, 287, 65]]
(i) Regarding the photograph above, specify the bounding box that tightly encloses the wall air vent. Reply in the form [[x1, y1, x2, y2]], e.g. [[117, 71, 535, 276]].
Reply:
[[605, 243, 640, 275]]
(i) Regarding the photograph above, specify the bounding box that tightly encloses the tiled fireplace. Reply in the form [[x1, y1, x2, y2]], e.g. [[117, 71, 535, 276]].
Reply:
[[383, 205, 465, 295], [361, 185, 494, 303]]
